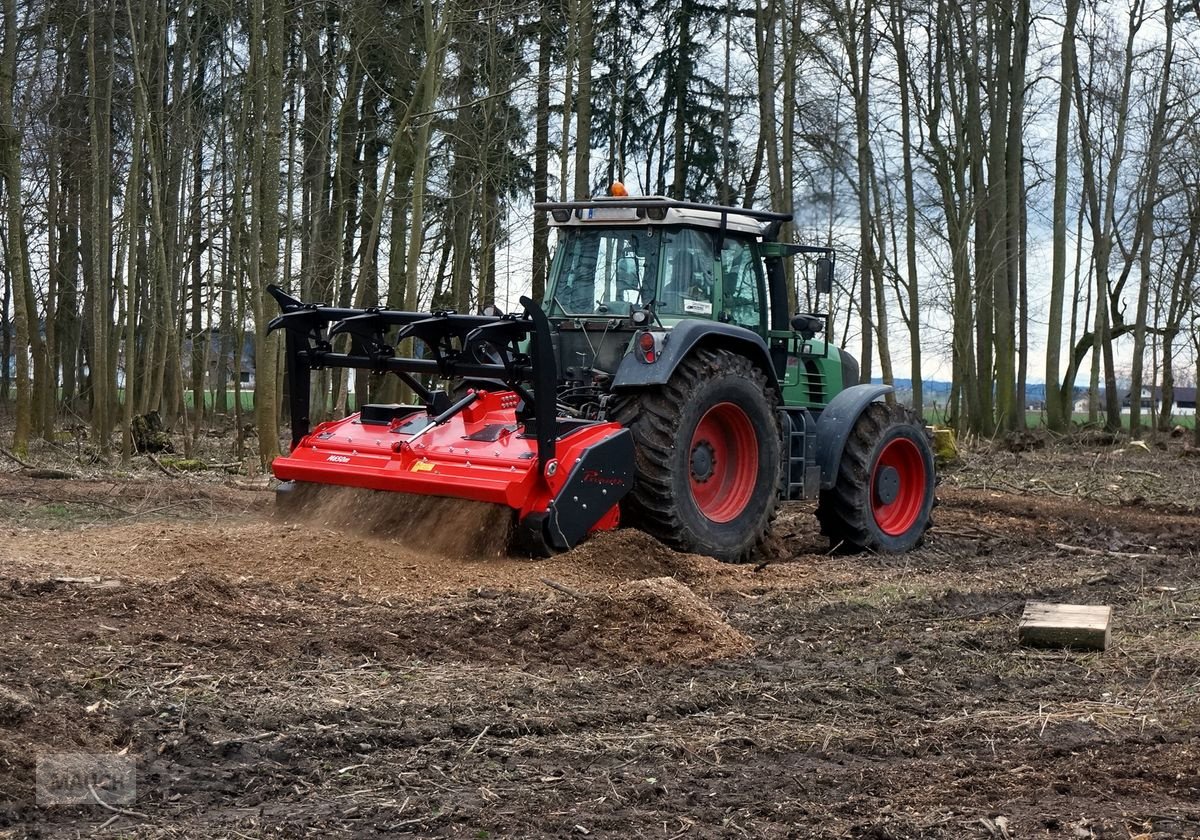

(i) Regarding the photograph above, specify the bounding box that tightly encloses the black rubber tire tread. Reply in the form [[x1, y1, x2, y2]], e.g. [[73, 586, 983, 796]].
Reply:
[[816, 401, 935, 553], [608, 347, 781, 563]]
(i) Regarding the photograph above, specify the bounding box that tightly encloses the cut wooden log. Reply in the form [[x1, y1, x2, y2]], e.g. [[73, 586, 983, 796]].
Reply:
[[1019, 602, 1111, 651]]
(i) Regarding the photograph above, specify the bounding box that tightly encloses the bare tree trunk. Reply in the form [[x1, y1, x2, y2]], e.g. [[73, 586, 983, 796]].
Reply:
[[245, 0, 287, 466], [868, 166, 894, 396], [1157, 207, 1198, 432], [755, 0, 782, 209], [720, 2, 732, 205], [531, 1, 552, 300], [1128, 0, 1173, 438], [559, 0, 575, 202], [985, 0, 1018, 433], [121, 68, 146, 465], [956, 0, 992, 431], [670, 0, 692, 197], [403, 0, 451, 314], [1003, 0, 1030, 430], [1045, 0, 1080, 431], [87, 0, 114, 454], [1073, 0, 1143, 431], [573, 0, 593, 198], [1, 240, 9, 415], [0, 0, 31, 454], [844, 0, 874, 383], [188, 34, 208, 452], [890, 0, 922, 414]]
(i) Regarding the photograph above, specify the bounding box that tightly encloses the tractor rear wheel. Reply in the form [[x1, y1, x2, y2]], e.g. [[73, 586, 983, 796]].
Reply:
[[816, 402, 935, 553], [610, 348, 780, 562]]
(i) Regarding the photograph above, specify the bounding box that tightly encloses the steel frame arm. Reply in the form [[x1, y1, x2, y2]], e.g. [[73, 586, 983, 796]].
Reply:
[[266, 285, 559, 470]]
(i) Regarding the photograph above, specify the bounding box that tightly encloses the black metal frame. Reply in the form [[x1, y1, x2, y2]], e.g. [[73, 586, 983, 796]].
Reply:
[[266, 285, 558, 470], [534, 197, 793, 224], [535, 197, 794, 253]]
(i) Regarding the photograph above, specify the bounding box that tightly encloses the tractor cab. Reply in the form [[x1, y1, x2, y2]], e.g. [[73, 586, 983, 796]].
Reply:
[[540, 194, 851, 411], [543, 198, 769, 335]]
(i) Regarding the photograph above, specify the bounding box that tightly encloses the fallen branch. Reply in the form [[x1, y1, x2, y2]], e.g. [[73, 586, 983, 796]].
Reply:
[[1054, 542, 1157, 560], [1027, 478, 1079, 498], [0, 446, 35, 470], [208, 730, 278, 747], [87, 784, 148, 820], [146, 454, 178, 478], [85, 498, 210, 527], [1121, 469, 1163, 479], [465, 724, 491, 754], [908, 600, 1023, 623], [22, 468, 75, 479], [541, 578, 586, 599]]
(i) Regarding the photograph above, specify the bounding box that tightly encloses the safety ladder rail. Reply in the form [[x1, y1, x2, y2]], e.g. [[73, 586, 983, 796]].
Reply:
[[779, 408, 820, 501]]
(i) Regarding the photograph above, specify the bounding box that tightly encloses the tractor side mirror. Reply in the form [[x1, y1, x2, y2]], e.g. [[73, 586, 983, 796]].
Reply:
[[815, 257, 834, 295], [790, 313, 825, 339]]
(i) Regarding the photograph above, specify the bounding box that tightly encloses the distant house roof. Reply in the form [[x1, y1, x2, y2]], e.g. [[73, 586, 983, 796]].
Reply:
[[1120, 386, 1197, 407]]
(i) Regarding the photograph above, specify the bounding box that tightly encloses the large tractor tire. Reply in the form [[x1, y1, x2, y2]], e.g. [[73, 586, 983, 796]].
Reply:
[[610, 348, 780, 563], [816, 402, 935, 553]]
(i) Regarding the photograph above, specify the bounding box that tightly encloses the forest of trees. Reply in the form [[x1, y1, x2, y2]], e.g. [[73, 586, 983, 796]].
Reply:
[[1, 0, 1198, 465]]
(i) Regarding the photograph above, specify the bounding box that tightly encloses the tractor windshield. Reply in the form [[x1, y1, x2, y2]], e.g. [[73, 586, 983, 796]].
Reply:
[[548, 227, 661, 317]]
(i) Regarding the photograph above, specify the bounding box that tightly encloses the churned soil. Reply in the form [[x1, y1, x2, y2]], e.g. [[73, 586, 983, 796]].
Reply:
[[1, 439, 1199, 837]]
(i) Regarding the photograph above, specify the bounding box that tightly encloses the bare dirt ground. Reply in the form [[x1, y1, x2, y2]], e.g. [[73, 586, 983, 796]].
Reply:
[[1, 436, 1200, 838]]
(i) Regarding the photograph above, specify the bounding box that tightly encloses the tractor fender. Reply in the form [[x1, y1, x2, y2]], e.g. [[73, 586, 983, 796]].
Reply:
[[611, 320, 780, 391], [814, 384, 894, 489]]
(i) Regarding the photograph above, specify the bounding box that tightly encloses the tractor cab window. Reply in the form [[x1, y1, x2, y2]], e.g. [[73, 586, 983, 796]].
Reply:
[[548, 227, 660, 316], [719, 237, 765, 332], [657, 228, 716, 318]]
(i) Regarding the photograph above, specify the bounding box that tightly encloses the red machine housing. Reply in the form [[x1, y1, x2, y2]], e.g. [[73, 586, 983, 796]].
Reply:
[[265, 285, 636, 553], [273, 389, 634, 551]]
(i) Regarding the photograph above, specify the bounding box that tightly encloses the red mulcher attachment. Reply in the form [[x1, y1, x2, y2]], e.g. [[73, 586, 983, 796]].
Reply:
[[266, 285, 635, 554]]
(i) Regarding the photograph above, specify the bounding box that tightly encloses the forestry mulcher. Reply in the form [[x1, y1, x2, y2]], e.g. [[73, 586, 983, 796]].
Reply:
[[268, 194, 936, 561]]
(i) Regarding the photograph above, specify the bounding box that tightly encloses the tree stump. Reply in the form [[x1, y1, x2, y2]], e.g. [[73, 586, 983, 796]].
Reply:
[[131, 410, 174, 454]]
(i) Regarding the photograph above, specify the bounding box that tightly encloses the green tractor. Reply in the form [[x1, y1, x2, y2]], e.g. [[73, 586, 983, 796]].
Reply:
[[534, 195, 935, 561], [268, 196, 936, 562]]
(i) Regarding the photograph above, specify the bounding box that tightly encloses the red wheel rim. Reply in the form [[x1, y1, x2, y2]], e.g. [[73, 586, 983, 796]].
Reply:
[[688, 402, 758, 523], [870, 437, 927, 536]]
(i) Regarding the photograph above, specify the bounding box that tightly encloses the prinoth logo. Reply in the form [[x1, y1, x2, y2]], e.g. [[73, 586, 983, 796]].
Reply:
[[582, 469, 624, 486]]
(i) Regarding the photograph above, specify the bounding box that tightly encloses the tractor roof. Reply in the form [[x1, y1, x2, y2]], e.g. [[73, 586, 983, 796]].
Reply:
[[535, 197, 792, 238]]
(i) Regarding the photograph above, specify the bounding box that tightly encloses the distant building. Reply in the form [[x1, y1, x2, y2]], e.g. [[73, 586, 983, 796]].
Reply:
[[181, 330, 257, 389], [1120, 386, 1197, 417], [1073, 391, 1105, 414], [1174, 387, 1197, 416]]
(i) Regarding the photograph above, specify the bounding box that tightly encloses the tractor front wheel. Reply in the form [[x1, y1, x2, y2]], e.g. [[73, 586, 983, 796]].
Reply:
[[816, 402, 935, 553], [612, 348, 780, 563]]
